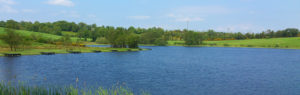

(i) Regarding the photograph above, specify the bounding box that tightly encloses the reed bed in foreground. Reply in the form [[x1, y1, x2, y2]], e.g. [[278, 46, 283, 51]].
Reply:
[[0, 82, 150, 95]]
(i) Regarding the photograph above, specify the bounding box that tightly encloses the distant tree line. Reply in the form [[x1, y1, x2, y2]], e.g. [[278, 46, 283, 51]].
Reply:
[[0, 20, 299, 46]]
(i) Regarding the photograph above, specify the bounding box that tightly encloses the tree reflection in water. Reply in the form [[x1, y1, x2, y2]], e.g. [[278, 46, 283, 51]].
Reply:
[[1, 57, 17, 81]]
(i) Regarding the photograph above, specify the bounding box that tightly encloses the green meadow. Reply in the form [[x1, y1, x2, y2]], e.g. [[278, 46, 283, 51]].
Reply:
[[168, 37, 300, 49], [0, 27, 82, 42]]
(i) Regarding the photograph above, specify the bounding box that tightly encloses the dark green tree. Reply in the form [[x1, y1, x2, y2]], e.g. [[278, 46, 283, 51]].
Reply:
[[183, 31, 203, 45], [0, 29, 24, 51]]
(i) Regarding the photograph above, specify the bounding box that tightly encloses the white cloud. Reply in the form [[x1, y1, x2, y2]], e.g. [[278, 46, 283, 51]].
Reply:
[[87, 14, 97, 18], [0, 0, 15, 5], [175, 6, 231, 15], [21, 9, 36, 13], [47, 0, 74, 7], [167, 6, 231, 22], [215, 24, 265, 33], [59, 10, 80, 18], [0, 5, 18, 13], [167, 14, 204, 22], [128, 16, 150, 20], [0, 0, 18, 13]]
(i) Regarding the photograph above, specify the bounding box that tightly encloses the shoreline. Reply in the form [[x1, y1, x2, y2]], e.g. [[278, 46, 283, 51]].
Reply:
[[0, 47, 148, 57], [137, 44, 300, 50]]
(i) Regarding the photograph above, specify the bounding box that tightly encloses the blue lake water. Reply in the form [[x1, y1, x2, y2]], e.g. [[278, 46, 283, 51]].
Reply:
[[1, 46, 300, 95]]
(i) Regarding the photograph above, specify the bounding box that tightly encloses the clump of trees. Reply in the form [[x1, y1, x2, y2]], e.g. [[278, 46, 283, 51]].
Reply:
[[106, 27, 139, 48], [96, 37, 109, 44], [183, 31, 203, 45], [140, 27, 168, 46], [0, 29, 28, 51]]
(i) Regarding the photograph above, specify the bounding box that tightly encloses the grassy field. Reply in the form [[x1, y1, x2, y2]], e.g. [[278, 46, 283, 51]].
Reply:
[[168, 37, 300, 49], [62, 31, 78, 37], [0, 27, 91, 43]]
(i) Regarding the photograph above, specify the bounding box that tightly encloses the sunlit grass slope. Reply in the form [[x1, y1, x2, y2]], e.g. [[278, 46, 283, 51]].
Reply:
[[168, 37, 300, 49], [0, 27, 79, 42]]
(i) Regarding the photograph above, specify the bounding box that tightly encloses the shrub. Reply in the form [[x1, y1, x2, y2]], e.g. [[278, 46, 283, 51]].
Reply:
[[96, 37, 109, 44], [247, 45, 254, 47], [223, 43, 230, 47], [209, 43, 217, 46], [37, 37, 49, 43], [154, 38, 168, 46]]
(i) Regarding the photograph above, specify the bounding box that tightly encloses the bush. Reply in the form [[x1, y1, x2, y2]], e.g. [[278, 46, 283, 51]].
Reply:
[[209, 43, 217, 46], [96, 37, 109, 44], [275, 44, 280, 48], [223, 43, 230, 47], [54, 31, 62, 36], [37, 37, 49, 43], [154, 38, 168, 46], [247, 45, 254, 47], [30, 33, 39, 41]]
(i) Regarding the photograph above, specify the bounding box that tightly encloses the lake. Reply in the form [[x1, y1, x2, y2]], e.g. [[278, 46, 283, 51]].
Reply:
[[1, 46, 300, 95]]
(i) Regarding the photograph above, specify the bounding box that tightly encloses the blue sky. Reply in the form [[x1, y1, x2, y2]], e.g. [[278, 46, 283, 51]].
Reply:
[[0, 0, 300, 32]]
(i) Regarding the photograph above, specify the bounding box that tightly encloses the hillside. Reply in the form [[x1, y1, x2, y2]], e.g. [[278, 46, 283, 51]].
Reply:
[[169, 37, 300, 49], [0, 27, 94, 47], [1, 27, 300, 49], [0, 27, 79, 41]]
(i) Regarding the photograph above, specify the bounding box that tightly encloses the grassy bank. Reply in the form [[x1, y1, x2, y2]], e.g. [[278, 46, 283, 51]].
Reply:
[[0, 46, 143, 57], [0, 82, 150, 95], [168, 37, 300, 49]]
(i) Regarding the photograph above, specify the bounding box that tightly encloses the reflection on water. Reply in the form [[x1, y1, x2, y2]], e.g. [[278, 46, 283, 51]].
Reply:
[[1, 57, 17, 81]]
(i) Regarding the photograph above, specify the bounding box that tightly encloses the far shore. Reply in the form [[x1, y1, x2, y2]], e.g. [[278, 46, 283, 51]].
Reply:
[[0, 46, 147, 57]]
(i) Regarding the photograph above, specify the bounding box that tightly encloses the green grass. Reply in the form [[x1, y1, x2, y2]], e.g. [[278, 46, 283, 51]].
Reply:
[[62, 31, 78, 37], [0, 27, 90, 42], [0, 27, 134, 57], [168, 37, 300, 49], [167, 41, 185, 46], [0, 82, 150, 95], [0, 46, 142, 56]]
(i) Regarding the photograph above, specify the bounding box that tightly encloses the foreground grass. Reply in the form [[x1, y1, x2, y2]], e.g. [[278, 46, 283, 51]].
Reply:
[[0, 82, 150, 95], [168, 37, 300, 49]]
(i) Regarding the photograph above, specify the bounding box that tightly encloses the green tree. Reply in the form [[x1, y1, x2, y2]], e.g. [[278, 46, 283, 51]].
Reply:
[[0, 29, 24, 51], [5, 20, 19, 29], [183, 31, 203, 45], [90, 24, 99, 42], [96, 37, 109, 44], [140, 27, 164, 44], [154, 37, 168, 46], [60, 35, 72, 46], [126, 34, 139, 48], [0, 21, 5, 27]]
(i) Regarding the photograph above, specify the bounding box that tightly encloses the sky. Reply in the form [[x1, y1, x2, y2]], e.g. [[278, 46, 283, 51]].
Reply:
[[0, 0, 300, 33]]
